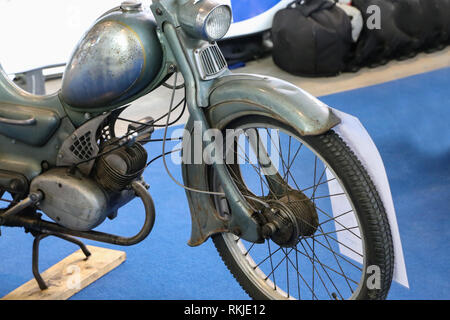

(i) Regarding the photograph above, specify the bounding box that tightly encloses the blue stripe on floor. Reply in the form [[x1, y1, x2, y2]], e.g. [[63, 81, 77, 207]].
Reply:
[[0, 67, 448, 299]]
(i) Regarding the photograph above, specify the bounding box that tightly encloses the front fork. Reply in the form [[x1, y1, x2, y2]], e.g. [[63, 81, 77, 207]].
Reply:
[[162, 23, 264, 242]]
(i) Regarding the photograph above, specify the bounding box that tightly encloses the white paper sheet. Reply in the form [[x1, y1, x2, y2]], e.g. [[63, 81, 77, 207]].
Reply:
[[326, 108, 409, 288]]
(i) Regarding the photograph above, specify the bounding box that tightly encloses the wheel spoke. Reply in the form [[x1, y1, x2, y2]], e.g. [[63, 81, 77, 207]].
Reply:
[[264, 247, 294, 280], [294, 244, 359, 285], [267, 246, 319, 300], [298, 177, 337, 194], [317, 224, 355, 293], [282, 246, 326, 300], [254, 246, 283, 269], [282, 248, 290, 298], [304, 237, 363, 271], [311, 193, 346, 200], [267, 241, 277, 290], [283, 142, 303, 182], [244, 243, 256, 256], [310, 226, 360, 239], [295, 246, 301, 299], [310, 165, 328, 199], [318, 209, 354, 227], [314, 205, 362, 240], [298, 240, 338, 299], [321, 234, 363, 257], [301, 239, 345, 299], [234, 142, 278, 199], [266, 129, 302, 190]]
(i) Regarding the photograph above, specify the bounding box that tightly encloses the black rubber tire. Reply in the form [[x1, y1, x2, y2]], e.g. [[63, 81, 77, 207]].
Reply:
[[212, 129, 394, 300]]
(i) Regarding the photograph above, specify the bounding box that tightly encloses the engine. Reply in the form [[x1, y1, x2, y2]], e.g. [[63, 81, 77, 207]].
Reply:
[[30, 140, 148, 231], [94, 139, 148, 193]]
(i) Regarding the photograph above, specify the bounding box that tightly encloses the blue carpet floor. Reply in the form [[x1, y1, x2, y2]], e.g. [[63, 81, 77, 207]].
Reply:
[[0, 67, 448, 300]]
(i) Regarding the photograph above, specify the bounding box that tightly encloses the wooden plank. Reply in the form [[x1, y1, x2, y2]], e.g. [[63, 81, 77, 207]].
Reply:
[[1, 246, 126, 300]]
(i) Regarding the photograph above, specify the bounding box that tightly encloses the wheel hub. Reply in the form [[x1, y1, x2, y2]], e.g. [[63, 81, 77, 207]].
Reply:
[[262, 191, 319, 247]]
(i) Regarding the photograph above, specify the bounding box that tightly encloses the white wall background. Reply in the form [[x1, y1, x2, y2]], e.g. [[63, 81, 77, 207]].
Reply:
[[0, 0, 287, 74], [0, 0, 153, 74]]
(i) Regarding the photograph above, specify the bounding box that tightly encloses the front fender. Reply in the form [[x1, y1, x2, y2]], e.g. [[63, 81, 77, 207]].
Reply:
[[208, 73, 340, 136], [182, 73, 341, 247]]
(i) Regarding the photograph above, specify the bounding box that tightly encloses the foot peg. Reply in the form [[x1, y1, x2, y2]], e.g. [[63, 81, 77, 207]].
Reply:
[[32, 232, 91, 290]]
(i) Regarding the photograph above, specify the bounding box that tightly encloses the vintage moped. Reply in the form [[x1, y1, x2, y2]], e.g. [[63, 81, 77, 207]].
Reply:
[[0, 0, 394, 299]]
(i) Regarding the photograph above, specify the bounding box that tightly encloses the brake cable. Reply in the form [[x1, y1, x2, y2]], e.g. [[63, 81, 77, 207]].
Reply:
[[158, 72, 269, 209]]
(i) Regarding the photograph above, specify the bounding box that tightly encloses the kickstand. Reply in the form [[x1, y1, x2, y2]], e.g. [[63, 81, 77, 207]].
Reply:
[[32, 232, 91, 290]]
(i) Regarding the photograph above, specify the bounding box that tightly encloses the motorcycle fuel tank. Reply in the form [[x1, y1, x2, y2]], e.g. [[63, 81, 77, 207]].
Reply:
[[61, 3, 163, 110]]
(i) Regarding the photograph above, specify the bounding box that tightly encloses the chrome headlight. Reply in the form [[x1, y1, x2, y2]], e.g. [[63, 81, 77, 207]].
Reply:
[[178, 0, 232, 42]]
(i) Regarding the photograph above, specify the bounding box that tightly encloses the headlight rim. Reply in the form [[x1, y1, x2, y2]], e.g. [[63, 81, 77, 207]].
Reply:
[[202, 4, 232, 41], [178, 0, 232, 42]]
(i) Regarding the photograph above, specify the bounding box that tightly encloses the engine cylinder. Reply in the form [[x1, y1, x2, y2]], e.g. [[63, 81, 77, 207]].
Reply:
[[94, 140, 148, 192]]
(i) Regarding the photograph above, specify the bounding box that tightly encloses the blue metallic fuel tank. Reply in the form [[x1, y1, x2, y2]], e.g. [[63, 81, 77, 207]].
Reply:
[[61, 3, 163, 110]]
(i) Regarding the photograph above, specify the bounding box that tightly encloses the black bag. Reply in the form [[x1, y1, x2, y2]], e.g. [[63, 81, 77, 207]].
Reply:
[[272, 0, 353, 77], [350, 0, 414, 67], [394, 0, 450, 50], [434, 0, 450, 45], [394, 0, 441, 52], [351, 0, 449, 69], [218, 33, 271, 67]]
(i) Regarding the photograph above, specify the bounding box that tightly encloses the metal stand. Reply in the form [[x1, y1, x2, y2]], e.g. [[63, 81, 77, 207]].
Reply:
[[32, 232, 91, 290], [1, 181, 154, 292]]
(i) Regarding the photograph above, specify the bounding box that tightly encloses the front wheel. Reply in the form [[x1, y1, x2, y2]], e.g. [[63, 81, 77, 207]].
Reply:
[[209, 116, 394, 300]]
